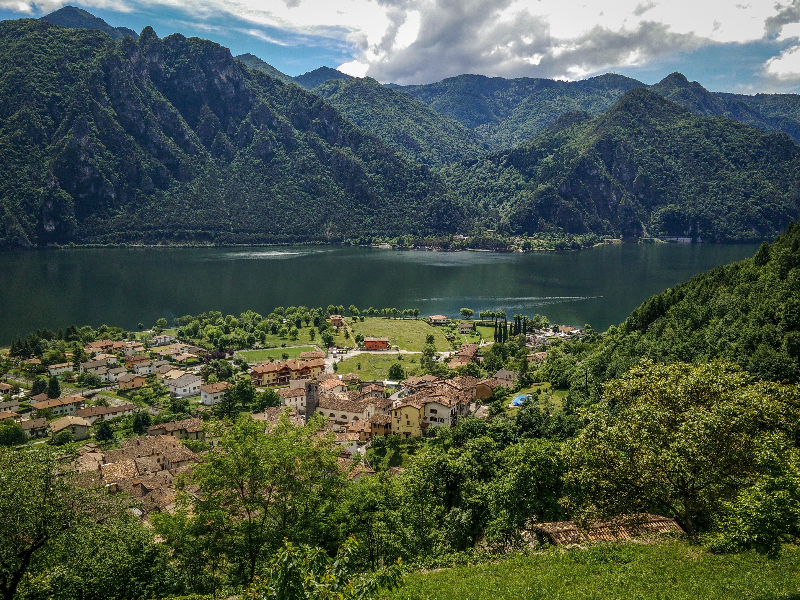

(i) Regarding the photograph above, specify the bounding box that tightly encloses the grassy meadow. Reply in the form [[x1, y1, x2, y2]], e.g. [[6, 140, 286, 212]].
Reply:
[[236, 345, 320, 362], [335, 352, 421, 381], [349, 318, 451, 352], [381, 541, 800, 600]]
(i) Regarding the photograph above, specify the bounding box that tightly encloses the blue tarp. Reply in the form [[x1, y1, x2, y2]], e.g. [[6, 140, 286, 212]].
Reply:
[[512, 396, 527, 406]]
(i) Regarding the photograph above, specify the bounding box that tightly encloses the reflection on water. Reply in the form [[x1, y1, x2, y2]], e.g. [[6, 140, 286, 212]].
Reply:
[[0, 243, 758, 342]]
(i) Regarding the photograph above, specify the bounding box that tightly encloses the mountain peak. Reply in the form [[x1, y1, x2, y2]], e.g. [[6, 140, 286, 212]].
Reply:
[[293, 66, 352, 89], [40, 5, 138, 40]]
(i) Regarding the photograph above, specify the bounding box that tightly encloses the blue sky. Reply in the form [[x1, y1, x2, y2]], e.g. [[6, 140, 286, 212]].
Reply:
[[2, 0, 800, 93]]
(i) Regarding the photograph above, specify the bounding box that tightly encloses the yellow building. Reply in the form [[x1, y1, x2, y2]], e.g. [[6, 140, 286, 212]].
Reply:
[[391, 400, 425, 438]]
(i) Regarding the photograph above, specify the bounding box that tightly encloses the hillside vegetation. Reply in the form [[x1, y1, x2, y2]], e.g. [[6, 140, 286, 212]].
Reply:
[[0, 20, 461, 248], [443, 89, 800, 241]]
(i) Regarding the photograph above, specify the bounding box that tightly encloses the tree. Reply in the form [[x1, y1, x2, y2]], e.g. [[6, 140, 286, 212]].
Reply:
[[309, 328, 316, 341], [155, 318, 168, 331], [132, 412, 152, 435], [0, 420, 26, 447], [94, 421, 114, 444], [460, 308, 474, 320], [31, 377, 47, 396], [154, 415, 343, 585], [46, 376, 60, 399], [254, 389, 281, 411], [0, 448, 117, 600], [565, 361, 800, 537], [54, 430, 74, 446], [388, 363, 406, 381], [247, 537, 402, 600]]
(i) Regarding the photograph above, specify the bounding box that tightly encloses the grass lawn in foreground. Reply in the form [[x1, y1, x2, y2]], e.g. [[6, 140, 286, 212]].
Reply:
[[349, 318, 451, 352], [335, 352, 422, 381], [380, 540, 800, 600], [236, 346, 320, 362]]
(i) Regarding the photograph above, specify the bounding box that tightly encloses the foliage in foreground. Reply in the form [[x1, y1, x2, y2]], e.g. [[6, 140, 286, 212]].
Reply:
[[379, 540, 800, 600]]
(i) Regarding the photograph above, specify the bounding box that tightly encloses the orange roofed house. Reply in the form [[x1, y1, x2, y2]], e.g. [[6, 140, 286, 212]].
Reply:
[[363, 337, 390, 350], [428, 315, 447, 325], [250, 358, 325, 386]]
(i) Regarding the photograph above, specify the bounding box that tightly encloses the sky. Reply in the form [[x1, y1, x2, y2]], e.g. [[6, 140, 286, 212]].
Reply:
[[2, 0, 800, 93]]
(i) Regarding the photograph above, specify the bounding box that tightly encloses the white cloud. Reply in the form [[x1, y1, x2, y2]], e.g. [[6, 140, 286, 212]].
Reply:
[[7, 0, 800, 84], [337, 58, 369, 76], [765, 44, 800, 78]]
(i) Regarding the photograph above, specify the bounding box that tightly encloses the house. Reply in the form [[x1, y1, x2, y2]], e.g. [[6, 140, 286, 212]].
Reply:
[[160, 369, 187, 383], [428, 315, 448, 325], [107, 367, 129, 383], [316, 395, 368, 426], [533, 516, 683, 546], [447, 355, 473, 369], [278, 387, 307, 413], [319, 379, 347, 394], [200, 382, 232, 406], [528, 352, 547, 363], [363, 337, 390, 350], [76, 403, 136, 424], [93, 353, 118, 366], [329, 314, 345, 327], [19, 418, 48, 439], [456, 344, 480, 361], [458, 322, 474, 334], [391, 399, 425, 438], [250, 359, 325, 386], [527, 334, 550, 347], [51, 416, 92, 441], [0, 382, 13, 395], [0, 410, 19, 421], [133, 361, 155, 375], [31, 395, 84, 417], [494, 369, 517, 387], [253, 406, 304, 430], [47, 362, 73, 376], [166, 374, 202, 398], [122, 343, 147, 357], [125, 354, 151, 367], [476, 378, 506, 400], [80, 359, 109, 376], [118, 374, 147, 390], [30, 392, 50, 405], [300, 351, 325, 360], [147, 418, 204, 440], [162, 446, 197, 471], [84, 339, 115, 354], [558, 325, 581, 336], [173, 353, 198, 364], [0, 399, 20, 413], [152, 334, 176, 346]]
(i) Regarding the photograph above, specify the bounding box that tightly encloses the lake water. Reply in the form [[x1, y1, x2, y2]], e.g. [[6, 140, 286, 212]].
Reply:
[[0, 243, 758, 343]]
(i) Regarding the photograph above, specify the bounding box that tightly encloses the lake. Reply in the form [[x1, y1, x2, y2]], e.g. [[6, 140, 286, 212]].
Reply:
[[0, 243, 758, 343]]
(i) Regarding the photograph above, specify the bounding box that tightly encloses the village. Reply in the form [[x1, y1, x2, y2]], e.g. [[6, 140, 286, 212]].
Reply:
[[0, 310, 584, 519]]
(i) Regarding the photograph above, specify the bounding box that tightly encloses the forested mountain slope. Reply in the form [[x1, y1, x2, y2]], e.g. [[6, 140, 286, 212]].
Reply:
[[566, 221, 800, 400], [442, 89, 800, 241], [235, 53, 294, 84], [313, 77, 489, 166], [40, 5, 138, 40], [0, 20, 461, 248], [293, 66, 352, 89]]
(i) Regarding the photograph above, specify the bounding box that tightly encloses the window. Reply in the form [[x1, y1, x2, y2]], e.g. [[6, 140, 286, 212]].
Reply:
[[430, 409, 438, 414]]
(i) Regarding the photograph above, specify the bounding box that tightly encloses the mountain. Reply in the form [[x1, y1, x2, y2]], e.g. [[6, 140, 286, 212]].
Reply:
[[0, 19, 461, 248], [235, 53, 294, 84], [293, 67, 352, 89], [651, 72, 800, 144], [392, 73, 646, 149], [442, 88, 800, 241], [577, 221, 800, 394], [39, 6, 138, 40], [313, 76, 489, 166]]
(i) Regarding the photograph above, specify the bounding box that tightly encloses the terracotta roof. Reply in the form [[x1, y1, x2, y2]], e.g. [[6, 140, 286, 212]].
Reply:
[[478, 378, 505, 389], [368, 414, 392, 425], [19, 418, 47, 430], [101, 459, 139, 483], [32, 395, 84, 410], [320, 379, 345, 391], [364, 336, 389, 342], [318, 396, 366, 414], [0, 410, 19, 420], [534, 515, 683, 545], [200, 382, 232, 394], [300, 351, 325, 359], [149, 417, 203, 434], [51, 416, 92, 433], [163, 446, 197, 465], [77, 403, 135, 418], [278, 387, 305, 398]]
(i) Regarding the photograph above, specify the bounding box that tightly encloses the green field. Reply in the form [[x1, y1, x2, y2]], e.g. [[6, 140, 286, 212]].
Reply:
[[349, 318, 451, 352], [236, 345, 321, 363], [381, 541, 800, 600], [335, 352, 421, 381]]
